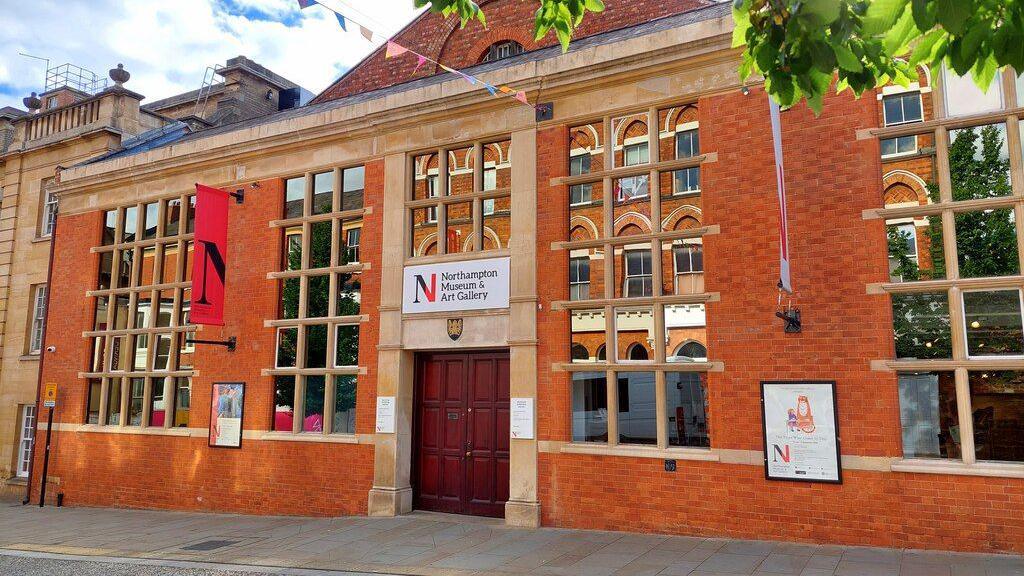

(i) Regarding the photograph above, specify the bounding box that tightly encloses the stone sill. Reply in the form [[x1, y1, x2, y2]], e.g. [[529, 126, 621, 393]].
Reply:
[[31, 236, 51, 244], [891, 458, 1024, 479], [255, 431, 362, 444], [557, 442, 719, 462], [4, 477, 27, 487], [18, 354, 40, 362]]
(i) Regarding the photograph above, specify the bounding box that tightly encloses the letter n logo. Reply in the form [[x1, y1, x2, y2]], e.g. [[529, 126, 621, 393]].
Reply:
[[772, 444, 790, 463], [413, 273, 436, 303], [196, 240, 226, 306]]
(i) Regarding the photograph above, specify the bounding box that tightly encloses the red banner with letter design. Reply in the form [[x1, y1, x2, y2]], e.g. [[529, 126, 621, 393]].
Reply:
[[191, 184, 229, 325]]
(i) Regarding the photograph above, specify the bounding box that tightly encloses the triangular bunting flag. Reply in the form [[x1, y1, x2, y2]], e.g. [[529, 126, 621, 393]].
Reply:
[[297, 0, 317, 8], [335, 13, 347, 30], [413, 54, 427, 73], [439, 64, 456, 74], [385, 41, 408, 59], [514, 90, 529, 105], [359, 25, 373, 41], [458, 72, 477, 85], [499, 86, 513, 94], [484, 84, 497, 96]]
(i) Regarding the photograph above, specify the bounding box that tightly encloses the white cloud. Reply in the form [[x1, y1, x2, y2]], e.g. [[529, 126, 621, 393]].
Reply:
[[0, 0, 423, 109]]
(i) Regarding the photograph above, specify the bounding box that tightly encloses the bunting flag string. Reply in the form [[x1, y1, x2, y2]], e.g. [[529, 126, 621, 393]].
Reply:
[[295, 1, 535, 109]]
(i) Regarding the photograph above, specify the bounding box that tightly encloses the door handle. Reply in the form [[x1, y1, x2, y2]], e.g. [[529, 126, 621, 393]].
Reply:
[[465, 451, 471, 457]]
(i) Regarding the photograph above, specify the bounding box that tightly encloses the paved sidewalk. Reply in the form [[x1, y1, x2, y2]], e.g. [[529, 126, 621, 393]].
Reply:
[[1, 502, 1023, 576]]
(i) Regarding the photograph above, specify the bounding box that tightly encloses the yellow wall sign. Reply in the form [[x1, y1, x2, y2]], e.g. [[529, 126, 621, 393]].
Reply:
[[43, 382, 57, 408]]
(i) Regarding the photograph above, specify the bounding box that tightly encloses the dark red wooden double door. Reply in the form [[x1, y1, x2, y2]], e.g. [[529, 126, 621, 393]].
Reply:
[[413, 351, 510, 517]]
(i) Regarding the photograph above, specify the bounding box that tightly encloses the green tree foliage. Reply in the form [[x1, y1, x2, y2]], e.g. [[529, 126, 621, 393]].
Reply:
[[414, 0, 604, 51], [733, 0, 1024, 113], [889, 125, 1017, 358]]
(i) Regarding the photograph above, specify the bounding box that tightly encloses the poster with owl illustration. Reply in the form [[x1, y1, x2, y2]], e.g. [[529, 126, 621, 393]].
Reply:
[[760, 381, 842, 483]]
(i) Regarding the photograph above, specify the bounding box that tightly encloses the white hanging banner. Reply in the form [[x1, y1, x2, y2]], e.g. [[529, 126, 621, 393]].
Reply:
[[769, 96, 792, 294]]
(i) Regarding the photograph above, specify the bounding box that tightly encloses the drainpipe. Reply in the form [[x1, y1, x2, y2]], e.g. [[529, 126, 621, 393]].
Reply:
[[23, 169, 60, 505]]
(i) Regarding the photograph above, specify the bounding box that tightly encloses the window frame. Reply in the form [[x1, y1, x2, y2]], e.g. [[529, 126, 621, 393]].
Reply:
[[568, 256, 591, 301], [16, 404, 35, 478], [27, 283, 47, 355], [38, 178, 58, 238], [269, 166, 367, 436]]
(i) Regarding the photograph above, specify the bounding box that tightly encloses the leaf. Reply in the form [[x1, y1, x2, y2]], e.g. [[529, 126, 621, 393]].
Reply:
[[935, 0, 970, 35], [959, 21, 987, 62], [909, 28, 945, 66], [583, 0, 604, 12], [732, 2, 753, 48], [832, 42, 863, 72], [864, 0, 909, 36], [910, 0, 935, 31], [883, 7, 919, 55], [801, 0, 841, 25], [970, 53, 999, 94]]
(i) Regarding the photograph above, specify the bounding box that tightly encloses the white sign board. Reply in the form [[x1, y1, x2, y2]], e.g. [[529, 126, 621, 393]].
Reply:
[[761, 381, 841, 483], [402, 257, 510, 314], [510, 398, 534, 439], [375, 396, 396, 434]]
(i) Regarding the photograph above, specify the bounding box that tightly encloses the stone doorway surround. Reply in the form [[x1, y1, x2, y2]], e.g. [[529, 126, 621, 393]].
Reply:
[[369, 129, 539, 528]]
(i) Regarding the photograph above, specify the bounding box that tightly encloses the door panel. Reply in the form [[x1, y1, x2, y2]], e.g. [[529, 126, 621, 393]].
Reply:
[[413, 351, 510, 517]]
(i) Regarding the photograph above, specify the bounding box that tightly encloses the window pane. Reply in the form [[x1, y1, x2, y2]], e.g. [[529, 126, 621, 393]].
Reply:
[[285, 176, 305, 218], [883, 95, 904, 124], [276, 327, 297, 368], [892, 292, 952, 359], [335, 324, 359, 367], [484, 140, 510, 189], [963, 290, 1024, 357], [281, 277, 299, 320], [306, 274, 330, 318], [333, 375, 357, 434], [446, 146, 475, 196], [568, 183, 605, 240], [102, 210, 117, 245], [341, 223, 361, 264], [569, 122, 604, 172], [616, 307, 653, 362], [412, 154, 438, 201], [898, 372, 959, 459], [87, 379, 102, 424], [128, 378, 145, 426], [107, 378, 123, 425], [615, 175, 649, 203], [955, 209, 1018, 278], [482, 196, 509, 250], [304, 324, 328, 369], [283, 228, 302, 271], [309, 221, 332, 268], [571, 308, 605, 364], [173, 377, 191, 427], [943, 68, 1002, 117], [302, 375, 325, 432], [411, 208, 437, 257], [98, 252, 113, 291], [186, 195, 196, 234], [154, 334, 172, 370], [132, 334, 148, 371], [335, 271, 361, 316], [273, 375, 295, 432], [572, 372, 607, 442], [666, 304, 707, 362], [444, 201, 472, 253], [671, 167, 700, 194], [970, 371, 1024, 462], [165, 198, 181, 237], [886, 216, 945, 282], [342, 166, 365, 211], [121, 206, 137, 243], [620, 249, 653, 298], [667, 372, 710, 447], [671, 239, 705, 295], [142, 202, 159, 240], [568, 255, 591, 301], [949, 124, 1011, 201], [617, 372, 656, 445], [149, 377, 168, 426], [611, 113, 649, 168], [312, 171, 333, 215]]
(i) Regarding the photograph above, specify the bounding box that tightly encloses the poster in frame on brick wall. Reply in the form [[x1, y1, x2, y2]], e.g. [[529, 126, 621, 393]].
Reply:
[[760, 381, 842, 484], [209, 382, 245, 449]]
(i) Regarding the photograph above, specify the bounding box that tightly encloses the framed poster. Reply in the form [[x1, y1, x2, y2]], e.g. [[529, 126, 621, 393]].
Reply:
[[760, 381, 841, 484], [209, 382, 245, 448]]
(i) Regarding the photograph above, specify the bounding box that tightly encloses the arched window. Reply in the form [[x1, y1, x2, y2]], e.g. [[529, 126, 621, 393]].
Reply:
[[596, 344, 606, 361], [571, 343, 589, 361], [674, 341, 707, 361], [480, 41, 524, 63], [627, 343, 649, 361]]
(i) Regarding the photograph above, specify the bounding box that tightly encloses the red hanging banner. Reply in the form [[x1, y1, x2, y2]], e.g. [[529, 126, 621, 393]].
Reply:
[[191, 184, 229, 326]]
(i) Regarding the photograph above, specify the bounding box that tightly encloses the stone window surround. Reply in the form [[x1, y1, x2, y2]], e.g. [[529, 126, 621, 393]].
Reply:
[[83, 194, 197, 428], [262, 166, 370, 437], [551, 105, 722, 452], [866, 67, 1024, 475]]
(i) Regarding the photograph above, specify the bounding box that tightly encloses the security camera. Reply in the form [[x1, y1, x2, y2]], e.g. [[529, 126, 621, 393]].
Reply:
[[45, 345, 56, 353]]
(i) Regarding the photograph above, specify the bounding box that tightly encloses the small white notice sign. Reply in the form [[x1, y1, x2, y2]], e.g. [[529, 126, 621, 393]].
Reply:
[[376, 396, 396, 434], [510, 398, 534, 439]]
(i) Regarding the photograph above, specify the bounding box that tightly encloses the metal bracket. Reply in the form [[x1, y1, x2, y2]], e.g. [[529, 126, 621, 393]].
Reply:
[[775, 309, 802, 333], [185, 336, 237, 351], [229, 189, 245, 204]]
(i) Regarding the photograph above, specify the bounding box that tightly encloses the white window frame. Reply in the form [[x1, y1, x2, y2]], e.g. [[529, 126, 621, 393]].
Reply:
[[17, 404, 36, 477], [882, 91, 924, 126], [673, 243, 703, 295], [28, 284, 47, 355], [40, 182, 58, 237], [623, 142, 649, 167], [569, 256, 590, 301], [623, 249, 653, 297], [881, 135, 920, 159], [345, 227, 361, 264], [961, 288, 1024, 360]]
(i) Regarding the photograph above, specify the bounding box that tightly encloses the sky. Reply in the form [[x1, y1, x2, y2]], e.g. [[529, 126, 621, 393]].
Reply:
[[0, 0, 424, 109]]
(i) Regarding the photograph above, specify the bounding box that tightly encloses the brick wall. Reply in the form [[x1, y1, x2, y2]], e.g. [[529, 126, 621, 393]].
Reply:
[[535, 87, 1024, 553], [32, 162, 384, 515], [314, 0, 710, 102]]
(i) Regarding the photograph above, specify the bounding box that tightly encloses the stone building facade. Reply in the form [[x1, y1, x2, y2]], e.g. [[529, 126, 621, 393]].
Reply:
[[22, 0, 1024, 554]]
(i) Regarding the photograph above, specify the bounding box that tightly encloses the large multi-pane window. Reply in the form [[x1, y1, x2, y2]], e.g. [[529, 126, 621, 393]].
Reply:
[[559, 104, 712, 450], [410, 140, 511, 256], [86, 195, 196, 428], [38, 177, 58, 237], [874, 67, 1024, 467], [271, 166, 365, 435], [28, 283, 47, 354]]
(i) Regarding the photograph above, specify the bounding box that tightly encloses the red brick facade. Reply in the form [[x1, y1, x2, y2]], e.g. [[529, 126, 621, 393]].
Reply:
[[313, 0, 710, 102]]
